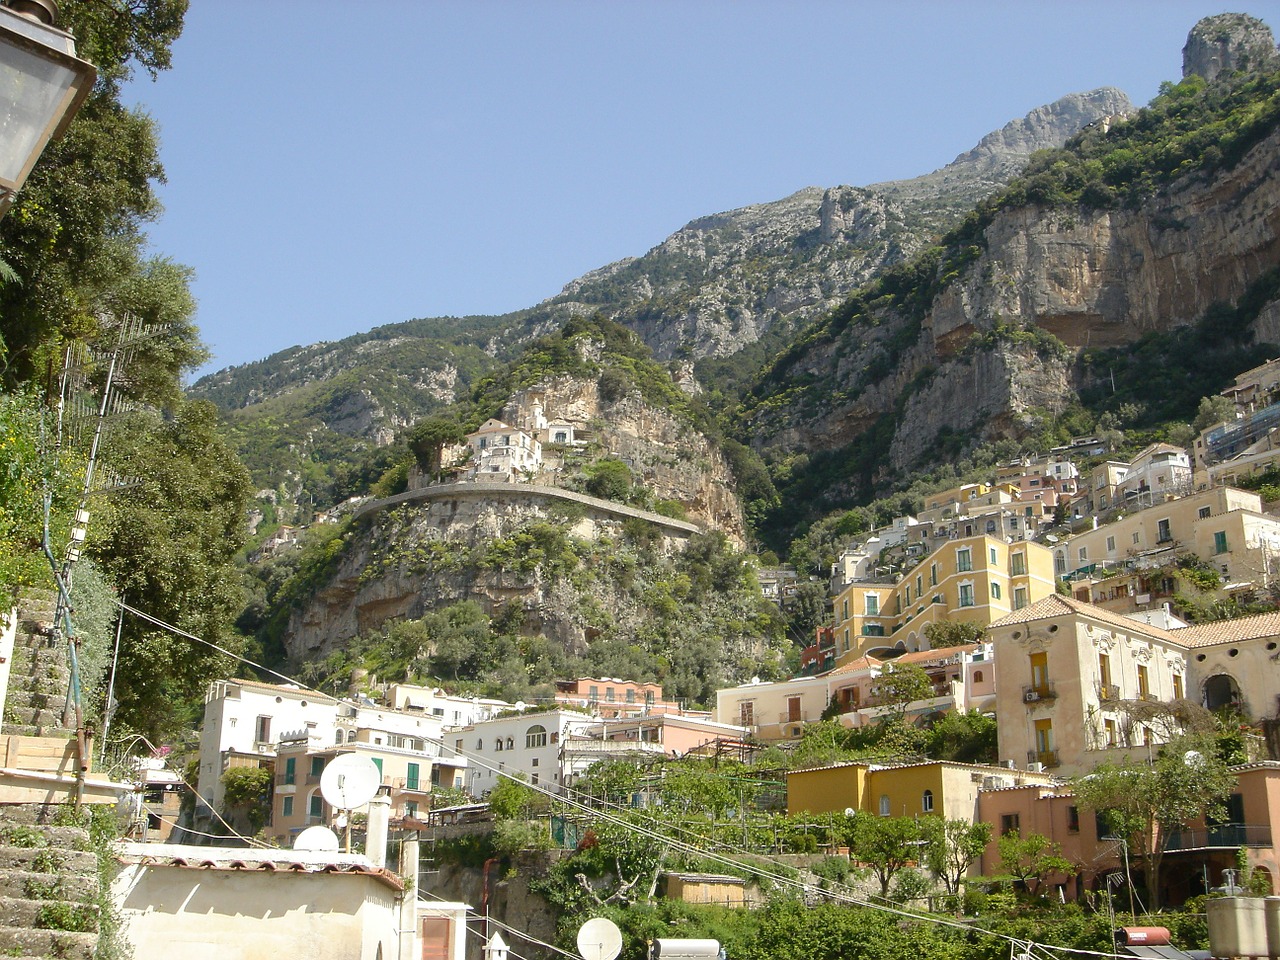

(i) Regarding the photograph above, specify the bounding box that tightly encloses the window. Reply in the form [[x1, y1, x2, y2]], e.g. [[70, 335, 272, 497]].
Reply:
[[405, 801, 418, 819], [1157, 518, 1172, 542], [626, 689, 635, 703], [531, 758, 539, 767], [842, 599, 848, 620], [905, 585, 912, 605], [958, 583, 975, 607], [309, 756, 325, 778], [1014, 587, 1028, 610], [495, 739, 503, 752], [986, 520, 997, 534], [1067, 806, 1080, 833], [1030, 652, 1049, 694], [990, 546, 998, 565], [506, 738, 514, 750], [865, 595, 879, 616], [916, 575, 923, 596], [254, 715, 271, 744], [1173, 674, 1184, 700], [526, 725, 548, 748], [284, 757, 296, 785], [477, 739, 483, 750], [862, 624, 885, 636], [1078, 547, 1088, 561], [1132, 532, 1141, 544], [973, 669, 984, 684], [991, 583, 1001, 600], [282, 796, 294, 818], [1199, 506, 1211, 519], [589, 686, 598, 701], [879, 794, 891, 817], [1001, 813, 1020, 836], [406, 762, 420, 791], [922, 790, 934, 813], [1137, 664, 1149, 699], [309, 794, 323, 819], [1098, 653, 1111, 689], [843, 630, 850, 652], [1104, 718, 1118, 746], [1214, 531, 1228, 554], [739, 702, 754, 727], [531, 773, 539, 786], [1034, 718, 1054, 761], [1011, 553, 1026, 576], [957, 549, 972, 572], [930, 564, 938, 586], [1106, 536, 1116, 552], [372, 758, 383, 778], [606, 688, 615, 702]]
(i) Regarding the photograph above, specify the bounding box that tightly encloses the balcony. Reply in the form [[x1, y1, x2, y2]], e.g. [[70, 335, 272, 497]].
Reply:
[[1022, 682, 1057, 704], [1026, 749, 1060, 768], [1097, 683, 1120, 701], [1163, 824, 1272, 851]]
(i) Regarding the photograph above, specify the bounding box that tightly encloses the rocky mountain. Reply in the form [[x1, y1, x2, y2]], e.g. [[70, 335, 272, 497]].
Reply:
[[191, 89, 1127, 508], [740, 16, 1280, 535]]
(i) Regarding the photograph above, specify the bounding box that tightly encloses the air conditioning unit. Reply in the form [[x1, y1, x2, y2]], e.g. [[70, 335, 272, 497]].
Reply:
[[1024, 690, 1041, 703], [1028, 762, 1045, 773]]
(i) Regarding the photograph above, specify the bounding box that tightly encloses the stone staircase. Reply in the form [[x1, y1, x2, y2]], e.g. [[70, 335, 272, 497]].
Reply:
[[0, 593, 103, 958], [0, 802, 101, 958], [4, 590, 77, 740]]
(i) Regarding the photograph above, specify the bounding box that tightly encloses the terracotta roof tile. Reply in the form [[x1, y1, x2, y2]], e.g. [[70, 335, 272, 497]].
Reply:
[[990, 595, 1187, 644], [1172, 610, 1280, 648]]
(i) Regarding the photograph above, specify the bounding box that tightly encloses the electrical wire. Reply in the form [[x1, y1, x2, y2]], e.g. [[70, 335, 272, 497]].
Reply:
[[111, 598, 1133, 960]]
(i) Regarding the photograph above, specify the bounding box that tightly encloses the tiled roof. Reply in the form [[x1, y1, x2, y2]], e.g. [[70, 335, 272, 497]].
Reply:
[[1172, 610, 1280, 648], [892, 643, 982, 664], [824, 655, 882, 677], [989, 595, 1187, 645], [116, 843, 405, 892]]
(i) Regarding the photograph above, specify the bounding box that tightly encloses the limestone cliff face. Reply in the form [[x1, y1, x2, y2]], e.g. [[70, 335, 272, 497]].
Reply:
[[551, 90, 1130, 361], [1183, 13, 1279, 82], [282, 372, 748, 661], [503, 374, 747, 543], [748, 118, 1280, 476]]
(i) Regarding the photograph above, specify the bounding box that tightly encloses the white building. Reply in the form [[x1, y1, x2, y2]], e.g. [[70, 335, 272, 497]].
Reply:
[[466, 419, 542, 478], [447, 709, 596, 797]]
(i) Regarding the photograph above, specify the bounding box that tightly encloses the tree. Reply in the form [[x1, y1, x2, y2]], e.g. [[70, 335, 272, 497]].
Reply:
[[486, 775, 539, 819], [924, 620, 985, 649], [1074, 734, 1236, 909], [925, 710, 999, 764], [583, 457, 633, 502], [221, 765, 272, 835], [923, 817, 992, 895], [846, 813, 929, 897], [407, 416, 465, 479], [996, 831, 1076, 897], [1193, 394, 1236, 431], [876, 662, 932, 722], [90, 400, 251, 739]]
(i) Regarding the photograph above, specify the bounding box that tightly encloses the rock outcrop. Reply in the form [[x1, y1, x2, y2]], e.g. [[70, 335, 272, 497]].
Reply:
[[1183, 13, 1278, 82]]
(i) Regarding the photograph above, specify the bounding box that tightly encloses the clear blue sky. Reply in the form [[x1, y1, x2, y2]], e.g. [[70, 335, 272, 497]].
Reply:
[[120, 2, 1278, 379]]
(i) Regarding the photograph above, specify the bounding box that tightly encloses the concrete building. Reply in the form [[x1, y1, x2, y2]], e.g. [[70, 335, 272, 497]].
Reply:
[[448, 708, 596, 798], [465, 418, 542, 478], [830, 534, 1056, 662], [553, 677, 670, 717]]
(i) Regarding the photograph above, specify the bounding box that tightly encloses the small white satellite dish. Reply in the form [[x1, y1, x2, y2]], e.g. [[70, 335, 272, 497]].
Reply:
[[320, 753, 382, 810], [577, 917, 622, 960], [294, 825, 341, 852]]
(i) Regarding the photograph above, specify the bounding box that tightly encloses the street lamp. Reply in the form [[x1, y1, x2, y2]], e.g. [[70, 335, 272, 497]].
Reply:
[[0, 0, 96, 218]]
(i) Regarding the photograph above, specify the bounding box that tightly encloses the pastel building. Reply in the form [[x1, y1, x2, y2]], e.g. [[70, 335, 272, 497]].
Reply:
[[831, 534, 1056, 662], [448, 708, 596, 798], [465, 418, 542, 478]]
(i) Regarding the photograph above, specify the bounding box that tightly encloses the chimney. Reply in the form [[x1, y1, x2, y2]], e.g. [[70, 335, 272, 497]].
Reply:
[[366, 791, 391, 868]]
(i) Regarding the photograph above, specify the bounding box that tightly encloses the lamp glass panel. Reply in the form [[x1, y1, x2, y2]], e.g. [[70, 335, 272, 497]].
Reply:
[[0, 41, 75, 185]]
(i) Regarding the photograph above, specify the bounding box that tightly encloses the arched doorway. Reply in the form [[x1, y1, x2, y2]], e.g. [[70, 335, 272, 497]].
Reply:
[[1203, 674, 1241, 710]]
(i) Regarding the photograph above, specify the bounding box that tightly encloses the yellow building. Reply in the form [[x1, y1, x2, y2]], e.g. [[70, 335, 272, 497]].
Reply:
[[830, 535, 1056, 663], [786, 759, 1055, 821]]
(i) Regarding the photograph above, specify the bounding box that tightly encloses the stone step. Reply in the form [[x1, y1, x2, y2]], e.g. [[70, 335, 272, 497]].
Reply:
[[0, 869, 96, 903], [0, 725, 75, 740], [4, 708, 72, 729], [0, 845, 95, 874], [0, 926, 96, 959], [0, 825, 90, 851], [0, 895, 99, 932], [4, 691, 63, 713]]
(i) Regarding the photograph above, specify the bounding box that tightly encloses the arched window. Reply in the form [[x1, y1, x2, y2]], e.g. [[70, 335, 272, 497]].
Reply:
[[526, 724, 548, 748], [335, 731, 344, 745], [506, 737, 514, 750], [346, 730, 357, 743], [973, 670, 984, 684], [477, 739, 484, 750], [495, 739, 503, 752], [922, 789, 934, 813]]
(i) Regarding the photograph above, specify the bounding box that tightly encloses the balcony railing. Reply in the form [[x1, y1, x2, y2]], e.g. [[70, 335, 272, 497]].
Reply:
[[1163, 824, 1272, 851], [1097, 683, 1120, 701], [1022, 682, 1057, 704], [1026, 749, 1060, 768]]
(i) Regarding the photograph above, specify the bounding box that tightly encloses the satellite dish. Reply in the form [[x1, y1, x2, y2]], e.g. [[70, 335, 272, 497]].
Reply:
[[577, 917, 622, 960], [320, 754, 382, 810], [843, 807, 856, 817], [294, 825, 341, 852]]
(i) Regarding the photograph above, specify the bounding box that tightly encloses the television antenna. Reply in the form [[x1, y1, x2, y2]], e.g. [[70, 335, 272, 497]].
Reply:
[[576, 917, 622, 960], [320, 754, 382, 853]]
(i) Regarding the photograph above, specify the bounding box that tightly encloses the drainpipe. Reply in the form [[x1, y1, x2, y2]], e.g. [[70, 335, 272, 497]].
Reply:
[[399, 838, 419, 960], [481, 857, 500, 939]]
